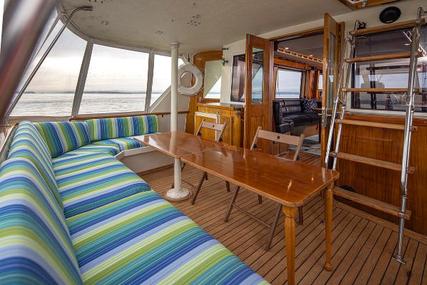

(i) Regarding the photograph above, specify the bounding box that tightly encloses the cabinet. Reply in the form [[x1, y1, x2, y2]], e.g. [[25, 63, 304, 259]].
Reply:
[[195, 103, 243, 147]]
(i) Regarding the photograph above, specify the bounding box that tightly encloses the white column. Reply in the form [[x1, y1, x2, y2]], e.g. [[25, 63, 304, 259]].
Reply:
[[165, 42, 190, 201]]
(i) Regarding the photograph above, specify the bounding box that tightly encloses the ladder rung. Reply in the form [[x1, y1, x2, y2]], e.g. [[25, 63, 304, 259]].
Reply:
[[336, 119, 405, 130], [342, 88, 412, 94], [334, 186, 411, 220], [330, 152, 415, 174], [350, 19, 425, 36], [345, 52, 413, 63]]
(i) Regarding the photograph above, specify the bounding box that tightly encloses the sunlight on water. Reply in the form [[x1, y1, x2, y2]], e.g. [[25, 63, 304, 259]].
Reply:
[[11, 92, 163, 116]]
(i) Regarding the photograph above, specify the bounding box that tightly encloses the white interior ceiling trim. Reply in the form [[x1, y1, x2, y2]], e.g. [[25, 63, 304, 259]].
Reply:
[[58, 0, 350, 53]]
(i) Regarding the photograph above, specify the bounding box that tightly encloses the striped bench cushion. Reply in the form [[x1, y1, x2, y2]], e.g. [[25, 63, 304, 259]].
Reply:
[[35, 121, 91, 158], [58, 142, 121, 157], [54, 153, 151, 218], [94, 137, 144, 152], [7, 121, 60, 206], [66, 191, 266, 285], [0, 157, 82, 284], [86, 115, 159, 141], [52, 138, 144, 158]]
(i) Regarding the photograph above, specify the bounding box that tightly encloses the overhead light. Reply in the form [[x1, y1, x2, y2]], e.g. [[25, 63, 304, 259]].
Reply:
[[404, 43, 410, 46], [284, 47, 289, 50]]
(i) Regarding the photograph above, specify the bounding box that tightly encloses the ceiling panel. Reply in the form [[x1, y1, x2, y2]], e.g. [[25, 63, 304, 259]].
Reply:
[[59, 0, 350, 53]]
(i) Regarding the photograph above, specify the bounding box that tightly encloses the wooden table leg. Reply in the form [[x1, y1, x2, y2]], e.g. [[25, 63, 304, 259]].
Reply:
[[283, 206, 297, 285], [324, 182, 334, 271]]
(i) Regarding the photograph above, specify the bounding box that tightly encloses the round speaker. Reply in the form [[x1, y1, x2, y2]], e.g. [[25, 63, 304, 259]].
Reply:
[[379, 7, 401, 24]]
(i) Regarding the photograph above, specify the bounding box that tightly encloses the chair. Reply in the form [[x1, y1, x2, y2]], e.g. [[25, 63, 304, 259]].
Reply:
[[191, 120, 229, 205], [224, 127, 305, 250]]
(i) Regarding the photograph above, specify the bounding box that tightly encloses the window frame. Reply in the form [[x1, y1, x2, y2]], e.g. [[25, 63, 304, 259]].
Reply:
[[347, 25, 427, 117], [275, 67, 305, 100]]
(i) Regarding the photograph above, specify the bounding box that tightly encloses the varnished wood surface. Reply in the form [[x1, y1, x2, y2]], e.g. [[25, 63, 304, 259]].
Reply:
[[243, 34, 274, 149], [345, 51, 413, 63], [335, 186, 411, 220], [186, 50, 223, 134], [142, 162, 427, 285], [196, 103, 243, 147], [135, 132, 223, 158], [181, 145, 338, 207], [350, 19, 424, 36], [338, 113, 427, 235], [71, 110, 189, 120]]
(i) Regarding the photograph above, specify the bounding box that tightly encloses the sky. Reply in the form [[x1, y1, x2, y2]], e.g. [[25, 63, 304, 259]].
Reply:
[[14, 10, 174, 94]]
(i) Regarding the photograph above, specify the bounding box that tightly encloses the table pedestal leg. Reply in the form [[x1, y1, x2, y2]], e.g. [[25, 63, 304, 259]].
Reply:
[[324, 183, 334, 271], [165, 158, 190, 201], [284, 207, 297, 285]]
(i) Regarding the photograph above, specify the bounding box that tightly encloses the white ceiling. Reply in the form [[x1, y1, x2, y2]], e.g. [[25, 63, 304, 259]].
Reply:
[[59, 0, 350, 53]]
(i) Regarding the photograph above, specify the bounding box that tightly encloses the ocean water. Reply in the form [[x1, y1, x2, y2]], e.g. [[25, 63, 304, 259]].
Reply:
[[11, 92, 163, 116]]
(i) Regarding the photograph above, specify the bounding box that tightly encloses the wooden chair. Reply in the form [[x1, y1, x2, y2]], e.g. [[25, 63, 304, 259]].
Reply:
[[191, 120, 230, 204], [224, 127, 305, 250]]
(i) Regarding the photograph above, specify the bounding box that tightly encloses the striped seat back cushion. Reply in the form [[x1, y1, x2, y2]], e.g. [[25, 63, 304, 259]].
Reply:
[[0, 157, 82, 284], [86, 115, 159, 141], [35, 121, 91, 158], [7, 121, 61, 206]]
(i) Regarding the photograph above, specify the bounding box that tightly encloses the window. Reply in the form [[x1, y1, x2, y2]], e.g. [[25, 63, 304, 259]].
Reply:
[[276, 69, 303, 99], [11, 28, 86, 116], [351, 26, 427, 113], [79, 45, 149, 114], [231, 54, 245, 102], [151, 54, 171, 105], [150, 55, 184, 106], [203, 60, 222, 99]]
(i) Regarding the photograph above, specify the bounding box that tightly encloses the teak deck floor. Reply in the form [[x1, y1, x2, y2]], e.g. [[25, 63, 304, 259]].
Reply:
[[142, 153, 427, 285]]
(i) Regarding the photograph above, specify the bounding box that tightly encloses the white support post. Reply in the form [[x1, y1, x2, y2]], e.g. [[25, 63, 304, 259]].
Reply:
[[165, 42, 190, 201]]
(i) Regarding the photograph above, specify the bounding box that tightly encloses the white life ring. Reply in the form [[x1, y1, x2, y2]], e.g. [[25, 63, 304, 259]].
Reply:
[[178, 63, 203, 96]]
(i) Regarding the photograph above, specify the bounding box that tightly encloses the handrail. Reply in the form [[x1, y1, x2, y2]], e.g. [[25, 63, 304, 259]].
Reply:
[[71, 111, 189, 121]]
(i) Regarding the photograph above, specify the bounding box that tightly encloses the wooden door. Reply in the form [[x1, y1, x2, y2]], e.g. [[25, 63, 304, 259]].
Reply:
[[243, 34, 274, 149], [321, 14, 344, 163]]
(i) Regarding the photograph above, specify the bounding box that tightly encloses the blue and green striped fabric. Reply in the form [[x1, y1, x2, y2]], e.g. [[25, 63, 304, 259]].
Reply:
[[66, 190, 267, 285], [53, 152, 150, 218], [94, 137, 144, 152], [7, 121, 60, 206], [57, 142, 121, 157], [0, 157, 82, 284], [35, 121, 91, 158], [85, 115, 159, 141]]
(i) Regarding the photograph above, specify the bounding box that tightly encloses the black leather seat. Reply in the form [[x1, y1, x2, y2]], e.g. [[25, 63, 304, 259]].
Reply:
[[273, 99, 320, 133]]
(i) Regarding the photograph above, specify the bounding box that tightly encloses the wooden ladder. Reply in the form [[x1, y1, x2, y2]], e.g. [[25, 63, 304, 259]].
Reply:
[[324, 10, 426, 264]]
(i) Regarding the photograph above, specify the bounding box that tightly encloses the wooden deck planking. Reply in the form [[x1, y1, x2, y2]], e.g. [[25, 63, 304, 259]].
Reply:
[[141, 154, 427, 285]]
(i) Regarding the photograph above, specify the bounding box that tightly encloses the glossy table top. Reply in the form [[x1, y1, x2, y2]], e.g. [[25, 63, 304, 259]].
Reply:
[[135, 132, 227, 158], [181, 147, 339, 207], [138, 132, 339, 207]]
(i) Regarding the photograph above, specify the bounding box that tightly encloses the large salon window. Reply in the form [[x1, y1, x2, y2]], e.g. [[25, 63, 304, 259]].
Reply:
[[276, 69, 303, 99], [11, 27, 86, 116], [351, 26, 427, 113], [79, 45, 149, 114]]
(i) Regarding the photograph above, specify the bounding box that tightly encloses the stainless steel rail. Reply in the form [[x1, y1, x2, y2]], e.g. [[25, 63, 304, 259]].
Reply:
[[0, 0, 56, 124]]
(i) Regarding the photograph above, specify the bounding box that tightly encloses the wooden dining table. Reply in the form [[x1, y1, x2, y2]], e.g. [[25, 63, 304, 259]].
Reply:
[[137, 132, 339, 285]]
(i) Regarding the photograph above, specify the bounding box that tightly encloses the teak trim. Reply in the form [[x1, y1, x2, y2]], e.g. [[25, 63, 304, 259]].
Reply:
[[337, 0, 399, 10], [71, 110, 189, 120], [269, 26, 324, 42], [350, 19, 425, 36]]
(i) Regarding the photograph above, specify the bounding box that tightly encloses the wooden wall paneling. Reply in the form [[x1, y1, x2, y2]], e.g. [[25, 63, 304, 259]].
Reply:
[[336, 113, 427, 235], [196, 103, 243, 147], [186, 50, 223, 134], [243, 34, 274, 149]]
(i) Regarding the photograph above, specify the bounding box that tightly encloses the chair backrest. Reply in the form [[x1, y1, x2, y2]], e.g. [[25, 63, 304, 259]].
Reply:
[[250, 126, 304, 161], [195, 120, 226, 142]]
